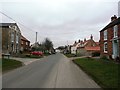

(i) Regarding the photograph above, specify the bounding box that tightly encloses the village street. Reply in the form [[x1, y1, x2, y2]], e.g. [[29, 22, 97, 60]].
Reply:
[[2, 53, 100, 88]]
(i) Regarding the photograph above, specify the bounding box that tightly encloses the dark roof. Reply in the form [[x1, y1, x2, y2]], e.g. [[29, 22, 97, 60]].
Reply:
[[100, 17, 120, 32], [0, 23, 17, 27], [21, 35, 30, 42]]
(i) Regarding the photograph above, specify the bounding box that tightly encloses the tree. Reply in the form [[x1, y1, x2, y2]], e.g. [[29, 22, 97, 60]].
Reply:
[[42, 38, 53, 52]]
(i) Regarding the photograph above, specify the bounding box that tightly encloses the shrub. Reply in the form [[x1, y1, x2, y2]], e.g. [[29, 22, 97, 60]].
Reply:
[[92, 52, 100, 57]]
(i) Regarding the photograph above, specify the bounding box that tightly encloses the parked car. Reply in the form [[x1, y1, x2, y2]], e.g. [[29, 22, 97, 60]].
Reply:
[[30, 51, 43, 56]]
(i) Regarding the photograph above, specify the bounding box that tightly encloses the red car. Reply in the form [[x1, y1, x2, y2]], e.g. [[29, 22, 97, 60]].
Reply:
[[30, 51, 43, 56]]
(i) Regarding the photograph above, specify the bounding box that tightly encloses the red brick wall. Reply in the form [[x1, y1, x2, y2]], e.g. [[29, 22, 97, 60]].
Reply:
[[107, 28, 113, 56], [21, 39, 30, 52], [100, 31, 104, 56], [100, 27, 113, 58]]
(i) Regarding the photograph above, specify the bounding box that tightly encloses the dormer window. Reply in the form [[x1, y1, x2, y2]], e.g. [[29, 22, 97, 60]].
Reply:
[[113, 25, 118, 38]]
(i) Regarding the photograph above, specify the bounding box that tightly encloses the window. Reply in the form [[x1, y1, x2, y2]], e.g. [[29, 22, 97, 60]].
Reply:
[[16, 34, 19, 43], [104, 42, 107, 53], [11, 32, 14, 42], [113, 25, 118, 38], [104, 30, 107, 40], [26, 42, 28, 45], [21, 41, 24, 44]]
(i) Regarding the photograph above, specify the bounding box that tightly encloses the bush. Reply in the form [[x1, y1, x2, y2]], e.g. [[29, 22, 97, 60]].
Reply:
[[92, 52, 100, 57], [115, 56, 120, 63]]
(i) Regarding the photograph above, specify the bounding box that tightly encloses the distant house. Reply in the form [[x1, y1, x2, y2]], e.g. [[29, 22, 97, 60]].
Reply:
[[71, 35, 100, 56], [0, 23, 21, 54], [21, 35, 30, 52], [31, 42, 40, 48], [100, 15, 120, 60]]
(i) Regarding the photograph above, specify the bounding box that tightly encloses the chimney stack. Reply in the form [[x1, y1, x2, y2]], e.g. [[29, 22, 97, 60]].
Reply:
[[90, 34, 93, 40], [111, 15, 117, 21], [84, 38, 86, 42]]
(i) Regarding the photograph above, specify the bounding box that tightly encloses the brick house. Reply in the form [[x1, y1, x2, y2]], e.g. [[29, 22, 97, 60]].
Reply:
[[0, 23, 21, 54], [20, 35, 30, 52], [100, 15, 120, 59], [71, 35, 100, 56]]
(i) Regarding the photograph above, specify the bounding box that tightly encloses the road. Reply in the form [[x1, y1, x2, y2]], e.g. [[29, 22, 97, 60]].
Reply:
[[3, 53, 100, 88]]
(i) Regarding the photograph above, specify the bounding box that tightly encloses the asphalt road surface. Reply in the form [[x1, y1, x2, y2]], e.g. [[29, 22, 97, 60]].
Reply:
[[3, 53, 100, 88]]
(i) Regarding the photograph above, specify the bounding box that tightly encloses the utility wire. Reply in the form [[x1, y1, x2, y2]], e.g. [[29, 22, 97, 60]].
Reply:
[[0, 11, 37, 33]]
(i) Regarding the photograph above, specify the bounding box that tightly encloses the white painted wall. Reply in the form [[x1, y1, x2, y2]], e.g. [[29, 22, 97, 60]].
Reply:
[[71, 46, 77, 54]]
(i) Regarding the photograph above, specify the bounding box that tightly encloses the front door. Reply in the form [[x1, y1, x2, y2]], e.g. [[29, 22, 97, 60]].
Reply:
[[112, 40, 119, 59]]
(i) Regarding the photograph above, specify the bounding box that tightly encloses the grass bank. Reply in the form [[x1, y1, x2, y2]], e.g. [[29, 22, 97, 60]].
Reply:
[[73, 58, 119, 89], [2, 58, 23, 73]]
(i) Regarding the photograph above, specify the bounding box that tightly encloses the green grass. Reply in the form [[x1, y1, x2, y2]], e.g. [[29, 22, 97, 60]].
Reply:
[[64, 54, 76, 57], [73, 58, 119, 89], [2, 58, 23, 72]]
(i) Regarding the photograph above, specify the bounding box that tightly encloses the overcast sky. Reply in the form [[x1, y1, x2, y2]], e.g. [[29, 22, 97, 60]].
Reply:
[[0, 0, 119, 48]]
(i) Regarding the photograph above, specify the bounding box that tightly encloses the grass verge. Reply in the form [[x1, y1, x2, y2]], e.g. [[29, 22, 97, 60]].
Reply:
[[64, 54, 76, 57], [2, 58, 23, 73], [73, 58, 119, 89]]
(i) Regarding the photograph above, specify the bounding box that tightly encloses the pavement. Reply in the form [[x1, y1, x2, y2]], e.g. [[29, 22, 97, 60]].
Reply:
[[2, 53, 101, 88], [10, 57, 42, 65]]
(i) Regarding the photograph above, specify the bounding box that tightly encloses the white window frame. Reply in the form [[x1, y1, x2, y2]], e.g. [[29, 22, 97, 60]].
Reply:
[[104, 30, 107, 40], [26, 42, 28, 45], [113, 25, 118, 38], [11, 32, 14, 42], [16, 34, 19, 44], [21, 41, 24, 44], [104, 42, 108, 53]]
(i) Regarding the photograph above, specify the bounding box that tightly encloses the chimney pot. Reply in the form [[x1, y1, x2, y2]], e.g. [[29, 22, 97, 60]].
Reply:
[[111, 15, 117, 21]]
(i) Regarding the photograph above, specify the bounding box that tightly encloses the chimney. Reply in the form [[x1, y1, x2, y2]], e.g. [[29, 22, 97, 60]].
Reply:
[[90, 34, 93, 40], [111, 15, 117, 21], [75, 41, 77, 44], [84, 38, 86, 42]]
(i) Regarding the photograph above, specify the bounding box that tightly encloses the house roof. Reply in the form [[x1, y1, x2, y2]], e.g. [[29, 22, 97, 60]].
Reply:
[[100, 17, 120, 32], [21, 35, 30, 42], [85, 46, 100, 51], [0, 23, 17, 27]]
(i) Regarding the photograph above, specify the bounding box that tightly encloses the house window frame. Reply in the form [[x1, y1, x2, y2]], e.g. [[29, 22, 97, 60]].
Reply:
[[16, 34, 19, 44], [21, 41, 24, 44], [104, 42, 108, 53], [26, 42, 28, 45], [104, 30, 107, 40], [113, 25, 118, 38], [11, 32, 14, 42]]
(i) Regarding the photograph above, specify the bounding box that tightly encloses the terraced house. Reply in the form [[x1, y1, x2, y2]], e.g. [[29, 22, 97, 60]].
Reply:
[[71, 35, 100, 56], [0, 23, 21, 55], [100, 15, 120, 60]]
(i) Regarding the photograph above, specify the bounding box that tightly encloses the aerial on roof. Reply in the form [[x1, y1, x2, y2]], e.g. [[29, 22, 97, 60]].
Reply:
[[100, 17, 120, 31]]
